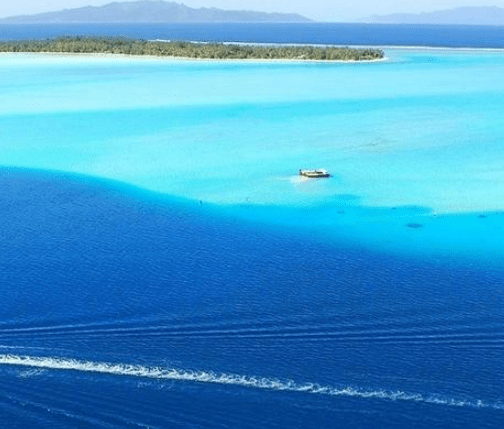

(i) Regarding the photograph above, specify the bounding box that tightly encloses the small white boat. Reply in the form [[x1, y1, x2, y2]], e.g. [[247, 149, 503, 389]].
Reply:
[[299, 169, 331, 178]]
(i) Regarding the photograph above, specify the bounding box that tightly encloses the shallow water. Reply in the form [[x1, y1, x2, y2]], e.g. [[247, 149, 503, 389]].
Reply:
[[0, 48, 504, 428], [2, 49, 504, 261]]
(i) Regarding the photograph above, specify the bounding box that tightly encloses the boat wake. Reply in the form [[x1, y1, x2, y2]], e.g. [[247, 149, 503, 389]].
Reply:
[[0, 354, 502, 411]]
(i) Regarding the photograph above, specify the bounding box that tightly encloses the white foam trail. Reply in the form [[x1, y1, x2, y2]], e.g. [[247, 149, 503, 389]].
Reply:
[[0, 354, 502, 411]]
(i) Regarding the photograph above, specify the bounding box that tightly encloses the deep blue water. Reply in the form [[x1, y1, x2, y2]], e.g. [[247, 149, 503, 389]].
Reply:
[[1, 22, 504, 48], [1, 169, 503, 428]]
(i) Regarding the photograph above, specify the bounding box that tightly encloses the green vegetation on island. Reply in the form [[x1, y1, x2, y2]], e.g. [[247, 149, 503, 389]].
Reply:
[[0, 37, 385, 61]]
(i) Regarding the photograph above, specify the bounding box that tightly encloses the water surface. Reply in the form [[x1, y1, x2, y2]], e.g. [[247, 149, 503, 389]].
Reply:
[[1, 49, 504, 261], [0, 46, 503, 428]]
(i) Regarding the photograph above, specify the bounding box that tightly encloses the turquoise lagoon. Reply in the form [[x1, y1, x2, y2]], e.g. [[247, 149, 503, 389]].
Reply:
[[2, 49, 504, 265]]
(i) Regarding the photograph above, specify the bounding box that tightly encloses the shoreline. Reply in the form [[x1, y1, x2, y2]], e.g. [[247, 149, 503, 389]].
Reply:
[[1, 46, 500, 64], [0, 51, 389, 63]]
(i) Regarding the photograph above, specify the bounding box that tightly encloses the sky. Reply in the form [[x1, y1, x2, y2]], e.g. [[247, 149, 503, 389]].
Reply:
[[0, 0, 502, 22]]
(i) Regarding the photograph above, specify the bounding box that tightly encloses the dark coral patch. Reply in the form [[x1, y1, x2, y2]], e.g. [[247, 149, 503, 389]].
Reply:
[[406, 223, 424, 229]]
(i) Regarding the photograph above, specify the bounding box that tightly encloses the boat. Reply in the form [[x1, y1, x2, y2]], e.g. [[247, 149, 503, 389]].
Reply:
[[299, 169, 331, 178]]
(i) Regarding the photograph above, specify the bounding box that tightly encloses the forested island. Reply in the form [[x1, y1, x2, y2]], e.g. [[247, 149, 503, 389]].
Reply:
[[0, 37, 384, 61]]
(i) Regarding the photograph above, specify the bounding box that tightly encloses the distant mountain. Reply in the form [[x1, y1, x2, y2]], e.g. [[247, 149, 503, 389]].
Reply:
[[0, 1, 311, 23], [367, 6, 504, 25]]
